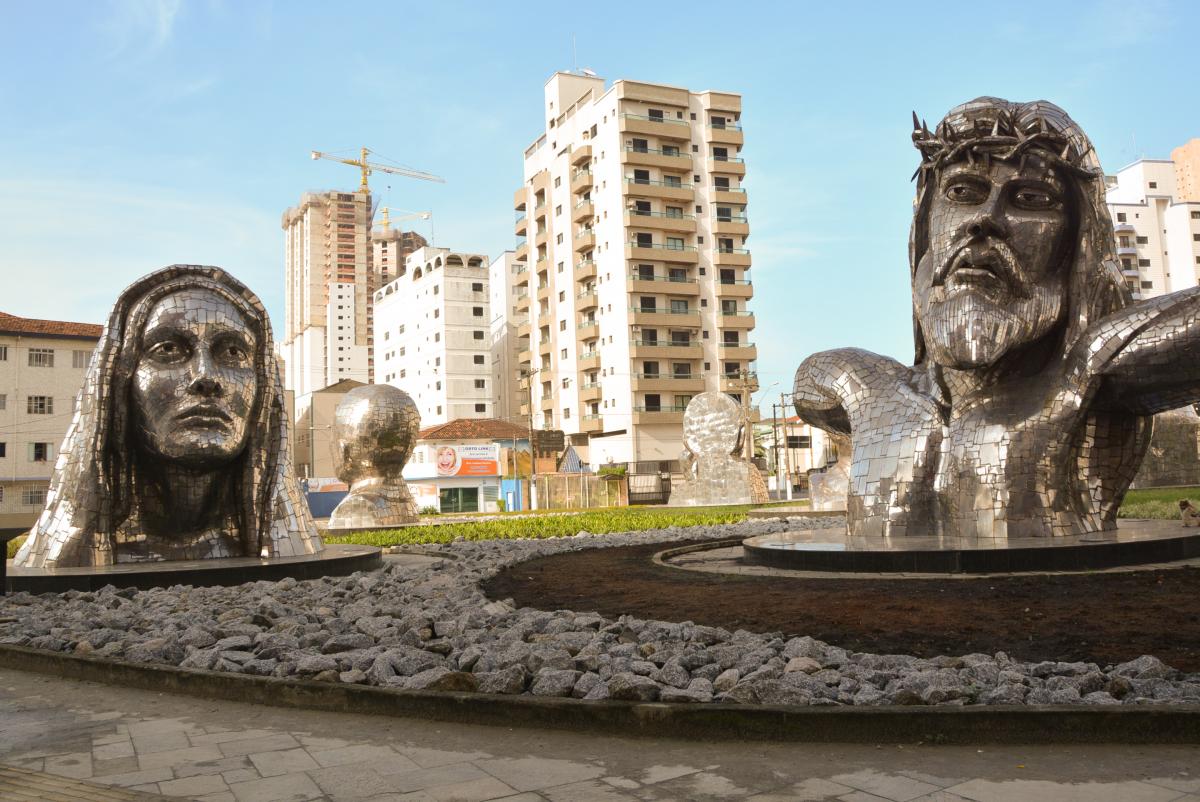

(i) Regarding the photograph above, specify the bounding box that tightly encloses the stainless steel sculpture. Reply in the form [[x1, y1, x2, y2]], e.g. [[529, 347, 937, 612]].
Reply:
[[670, 391, 767, 506], [327, 384, 421, 529], [14, 265, 322, 567], [793, 97, 1200, 539]]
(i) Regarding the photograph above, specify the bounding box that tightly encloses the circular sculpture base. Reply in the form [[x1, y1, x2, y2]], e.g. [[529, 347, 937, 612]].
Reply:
[[742, 520, 1200, 574], [5, 544, 382, 594]]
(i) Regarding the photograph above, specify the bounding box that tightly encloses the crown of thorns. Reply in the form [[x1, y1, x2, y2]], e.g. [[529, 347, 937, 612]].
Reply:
[[911, 108, 1098, 182]]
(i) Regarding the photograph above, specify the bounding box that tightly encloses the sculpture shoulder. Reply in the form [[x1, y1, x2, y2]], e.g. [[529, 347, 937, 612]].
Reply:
[[795, 348, 916, 398], [1077, 286, 1200, 374]]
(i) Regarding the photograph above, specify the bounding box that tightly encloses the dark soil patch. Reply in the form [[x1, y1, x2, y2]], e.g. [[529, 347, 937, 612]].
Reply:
[[482, 540, 1200, 671]]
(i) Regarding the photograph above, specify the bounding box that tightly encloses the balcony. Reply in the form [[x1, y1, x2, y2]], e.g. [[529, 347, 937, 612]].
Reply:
[[580, 415, 603, 433], [624, 209, 697, 234], [577, 320, 599, 339], [632, 404, 687, 424], [715, 278, 754, 298], [571, 168, 593, 194], [632, 373, 705, 393], [625, 241, 699, 264], [518, 348, 532, 364], [514, 242, 529, 261], [627, 274, 700, 296], [720, 373, 759, 393], [712, 185, 747, 204], [519, 402, 530, 416], [537, 283, 551, 302], [513, 187, 528, 210], [1117, 245, 1138, 256], [516, 321, 531, 338], [1114, 222, 1136, 234], [630, 339, 703, 359], [619, 113, 691, 141], [571, 144, 592, 167], [541, 395, 555, 412], [580, 382, 603, 402], [573, 229, 596, 252], [624, 177, 695, 202], [713, 215, 750, 236], [621, 146, 693, 171], [709, 156, 746, 177], [575, 259, 597, 280], [515, 216, 527, 236], [578, 350, 601, 370], [719, 310, 756, 329], [539, 339, 552, 356], [719, 341, 757, 360], [577, 290, 598, 309], [535, 228, 549, 248], [573, 199, 594, 223], [629, 306, 702, 327], [714, 247, 752, 266], [708, 122, 744, 147]]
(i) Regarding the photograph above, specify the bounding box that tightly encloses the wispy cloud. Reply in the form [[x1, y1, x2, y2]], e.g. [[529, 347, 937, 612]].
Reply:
[[98, 0, 183, 61]]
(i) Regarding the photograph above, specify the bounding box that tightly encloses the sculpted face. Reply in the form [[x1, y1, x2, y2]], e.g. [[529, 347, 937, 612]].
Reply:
[[132, 290, 258, 466], [915, 156, 1072, 369]]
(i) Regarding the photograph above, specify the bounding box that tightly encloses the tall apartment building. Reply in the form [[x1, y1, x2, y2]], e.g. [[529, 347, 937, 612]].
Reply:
[[489, 250, 525, 422], [1172, 139, 1200, 203], [0, 312, 101, 530], [1106, 156, 1200, 299], [373, 246, 493, 425], [511, 72, 756, 466]]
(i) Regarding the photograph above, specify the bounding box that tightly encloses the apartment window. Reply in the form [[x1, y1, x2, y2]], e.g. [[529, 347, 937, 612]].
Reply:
[[556, 233, 563, 244], [1117, 212, 1127, 222], [633, 169, 650, 184], [644, 393, 662, 412], [558, 291, 566, 302], [436, 381, 442, 390], [672, 363, 692, 378], [473, 331, 484, 340], [433, 309, 440, 318], [1195, 234, 1200, 242], [787, 435, 811, 449], [647, 108, 664, 120], [1149, 181, 1157, 189], [384, 331, 390, 341], [562, 408, 571, 419], [631, 138, 649, 153], [434, 333, 440, 342], [554, 176, 561, 187], [29, 442, 52, 462], [642, 328, 658, 345], [1139, 259, 1151, 267], [475, 403, 486, 412], [560, 348, 568, 359], [474, 379, 486, 389], [437, 406, 443, 415], [472, 306, 484, 317], [1141, 281, 1154, 290], [399, 325, 405, 334], [559, 320, 567, 331], [72, 350, 89, 368], [473, 355, 485, 364], [635, 232, 653, 248], [0, 442, 5, 458], [557, 261, 565, 273], [639, 296, 657, 312], [400, 370, 406, 378], [662, 145, 680, 157], [643, 361, 660, 377], [22, 486, 48, 506], [433, 285, 440, 295], [27, 396, 53, 415], [436, 357, 441, 366], [399, 347, 406, 356], [0, 346, 6, 361], [28, 348, 54, 367], [472, 282, 483, 292], [0, 393, 5, 410], [670, 299, 689, 314], [721, 299, 738, 314], [1136, 236, 1148, 245], [636, 264, 655, 280], [663, 175, 682, 188], [555, 205, 562, 217]]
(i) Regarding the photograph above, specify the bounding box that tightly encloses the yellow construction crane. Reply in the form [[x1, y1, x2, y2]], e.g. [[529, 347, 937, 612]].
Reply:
[[309, 147, 445, 192], [377, 207, 431, 230]]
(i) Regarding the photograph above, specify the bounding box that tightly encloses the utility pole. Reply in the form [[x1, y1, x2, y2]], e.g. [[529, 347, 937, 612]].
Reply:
[[522, 369, 539, 510], [735, 368, 756, 462], [780, 391, 794, 501], [770, 401, 782, 500]]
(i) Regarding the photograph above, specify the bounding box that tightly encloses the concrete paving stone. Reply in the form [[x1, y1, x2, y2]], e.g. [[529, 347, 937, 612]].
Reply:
[[311, 744, 414, 769], [602, 777, 641, 790], [127, 718, 194, 737], [375, 762, 491, 787], [637, 764, 702, 785], [423, 775, 518, 802], [474, 756, 606, 792], [95, 740, 137, 761], [1146, 776, 1200, 793], [943, 779, 1185, 802], [297, 735, 352, 751], [488, 794, 548, 802], [132, 730, 192, 755], [138, 744, 224, 770], [900, 770, 969, 788], [219, 733, 302, 758], [309, 762, 419, 800], [839, 792, 903, 802], [224, 768, 261, 783], [248, 747, 320, 777], [94, 732, 134, 746], [88, 711, 126, 722], [830, 770, 942, 801], [745, 777, 859, 800], [197, 794, 238, 802], [91, 765, 175, 787], [909, 792, 976, 801], [160, 772, 231, 796], [542, 779, 640, 801], [4, 756, 45, 771], [397, 747, 493, 769], [94, 756, 142, 776], [45, 750, 93, 779], [633, 770, 750, 799], [228, 771, 324, 802], [193, 729, 281, 746], [173, 755, 255, 778], [127, 782, 161, 793]]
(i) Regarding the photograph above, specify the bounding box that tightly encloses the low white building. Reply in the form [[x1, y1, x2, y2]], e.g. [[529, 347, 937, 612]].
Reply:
[[0, 312, 101, 531], [489, 250, 525, 423], [373, 246, 493, 425], [1106, 158, 1200, 299]]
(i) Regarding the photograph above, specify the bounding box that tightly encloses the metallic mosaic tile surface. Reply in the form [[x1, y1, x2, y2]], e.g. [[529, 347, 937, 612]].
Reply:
[[327, 384, 421, 529], [670, 391, 768, 506], [793, 97, 1200, 539], [14, 265, 322, 567]]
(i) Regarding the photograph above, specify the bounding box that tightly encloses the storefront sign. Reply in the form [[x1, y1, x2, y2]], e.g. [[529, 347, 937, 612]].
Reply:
[[434, 444, 500, 476]]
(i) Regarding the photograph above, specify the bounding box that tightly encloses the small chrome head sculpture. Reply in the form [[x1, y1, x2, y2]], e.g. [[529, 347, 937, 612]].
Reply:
[[327, 384, 421, 529], [793, 97, 1200, 539], [15, 265, 321, 567], [670, 391, 766, 506]]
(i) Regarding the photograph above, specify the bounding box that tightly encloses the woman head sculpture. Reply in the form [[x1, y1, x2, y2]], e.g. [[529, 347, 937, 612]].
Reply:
[[15, 265, 321, 568]]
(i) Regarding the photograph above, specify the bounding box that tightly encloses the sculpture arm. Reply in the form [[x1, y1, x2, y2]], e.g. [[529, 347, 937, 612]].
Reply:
[[1092, 286, 1200, 415], [792, 348, 914, 434]]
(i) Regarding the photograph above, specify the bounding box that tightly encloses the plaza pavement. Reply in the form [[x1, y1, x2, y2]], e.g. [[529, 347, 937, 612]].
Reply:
[[1, 668, 1198, 802]]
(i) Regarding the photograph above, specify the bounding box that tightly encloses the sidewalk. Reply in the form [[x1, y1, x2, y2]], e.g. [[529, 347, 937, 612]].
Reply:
[[1, 667, 1198, 802]]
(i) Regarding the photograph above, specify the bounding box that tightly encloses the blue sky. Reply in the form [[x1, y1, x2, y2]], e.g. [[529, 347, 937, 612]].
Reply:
[[1, 0, 1196, 403]]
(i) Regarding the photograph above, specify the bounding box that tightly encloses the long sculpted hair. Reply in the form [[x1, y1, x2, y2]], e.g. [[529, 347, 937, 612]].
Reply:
[[15, 265, 321, 568], [907, 97, 1130, 370]]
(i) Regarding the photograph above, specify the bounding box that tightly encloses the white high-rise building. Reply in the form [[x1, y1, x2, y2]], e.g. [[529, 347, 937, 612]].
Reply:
[[511, 72, 757, 467], [373, 246, 493, 425], [489, 250, 525, 423], [1106, 156, 1200, 300]]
